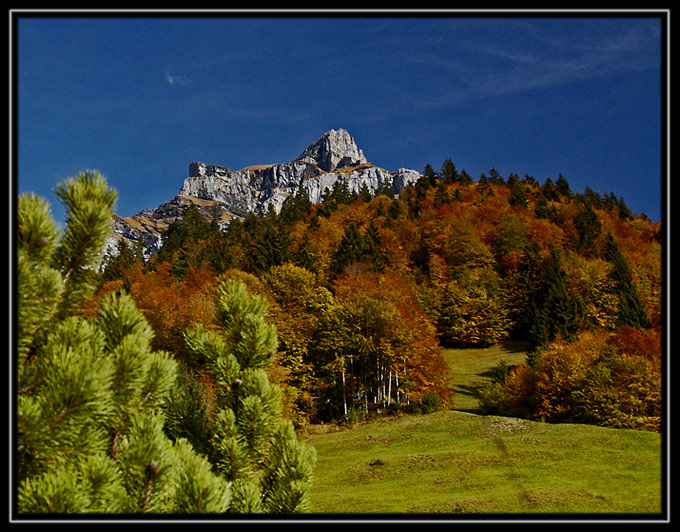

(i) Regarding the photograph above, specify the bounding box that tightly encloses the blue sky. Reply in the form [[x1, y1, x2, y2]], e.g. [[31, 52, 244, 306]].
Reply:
[[15, 12, 666, 223]]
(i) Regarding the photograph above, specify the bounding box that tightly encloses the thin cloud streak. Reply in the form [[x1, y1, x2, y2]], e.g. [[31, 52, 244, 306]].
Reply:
[[404, 21, 660, 111], [165, 71, 191, 87]]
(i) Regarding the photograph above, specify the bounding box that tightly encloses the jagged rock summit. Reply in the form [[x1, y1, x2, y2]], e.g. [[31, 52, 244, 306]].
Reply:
[[297, 128, 367, 171], [106, 128, 421, 259]]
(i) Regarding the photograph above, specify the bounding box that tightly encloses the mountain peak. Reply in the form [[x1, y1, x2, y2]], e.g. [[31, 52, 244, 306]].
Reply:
[[107, 128, 422, 260], [296, 128, 367, 171]]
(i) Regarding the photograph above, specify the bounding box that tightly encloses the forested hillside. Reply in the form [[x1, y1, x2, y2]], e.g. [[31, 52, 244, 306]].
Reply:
[[98, 161, 663, 432]]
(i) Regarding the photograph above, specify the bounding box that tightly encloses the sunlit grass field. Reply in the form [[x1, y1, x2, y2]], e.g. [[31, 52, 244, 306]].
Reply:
[[301, 342, 664, 517], [441, 340, 529, 412], [302, 410, 662, 515]]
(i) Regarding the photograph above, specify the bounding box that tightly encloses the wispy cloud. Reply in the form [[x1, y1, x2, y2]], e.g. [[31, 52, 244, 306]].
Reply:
[[165, 71, 191, 87]]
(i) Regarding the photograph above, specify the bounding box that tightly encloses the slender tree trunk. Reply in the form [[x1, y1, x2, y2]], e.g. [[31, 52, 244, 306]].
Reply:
[[341, 369, 347, 416], [403, 357, 409, 405], [387, 370, 392, 406]]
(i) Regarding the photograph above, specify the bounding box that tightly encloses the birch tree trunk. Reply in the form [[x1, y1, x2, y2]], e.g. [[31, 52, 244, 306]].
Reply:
[[341, 369, 347, 416], [387, 370, 392, 406]]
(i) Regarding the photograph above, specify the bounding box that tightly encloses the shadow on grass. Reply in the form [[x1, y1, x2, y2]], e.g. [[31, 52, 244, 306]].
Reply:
[[452, 384, 480, 397], [451, 384, 483, 414], [446, 340, 529, 414], [497, 339, 530, 354], [477, 363, 517, 381]]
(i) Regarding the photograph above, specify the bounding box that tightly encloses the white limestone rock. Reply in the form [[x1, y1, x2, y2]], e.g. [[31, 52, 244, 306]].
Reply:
[[296, 128, 367, 171]]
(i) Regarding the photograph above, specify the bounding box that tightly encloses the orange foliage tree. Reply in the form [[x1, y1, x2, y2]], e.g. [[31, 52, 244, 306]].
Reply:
[[331, 267, 450, 412], [498, 330, 661, 431], [98, 262, 218, 359]]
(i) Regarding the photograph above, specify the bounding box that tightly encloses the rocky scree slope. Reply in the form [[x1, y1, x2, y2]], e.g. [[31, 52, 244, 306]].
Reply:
[[106, 128, 422, 259]]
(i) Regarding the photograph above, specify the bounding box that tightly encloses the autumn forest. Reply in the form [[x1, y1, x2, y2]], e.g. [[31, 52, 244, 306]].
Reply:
[[97, 161, 663, 432]]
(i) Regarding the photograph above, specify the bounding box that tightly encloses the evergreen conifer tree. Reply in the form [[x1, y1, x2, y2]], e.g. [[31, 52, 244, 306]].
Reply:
[[617, 197, 634, 220], [359, 182, 372, 203], [488, 167, 504, 185], [294, 230, 317, 273], [574, 201, 602, 253], [423, 163, 437, 185], [434, 179, 452, 208], [476, 173, 493, 196], [440, 159, 458, 182], [604, 233, 650, 329], [508, 183, 528, 208], [511, 242, 542, 339], [527, 245, 584, 352], [534, 196, 550, 219], [505, 172, 520, 188], [362, 220, 387, 272], [541, 177, 559, 201], [179, 280, 316, 513], [252, 218, 293, 275], [101, 238, 144, 283], [522, 173, 538, 187], [280, 185, 312, 225], [330, 180, 352, 204], [16, 171, 231, 514], [333, 222, 364, 273], [458, 169, 473, 186], [556, 173, 572, 199], [388, 199, 403, 220]]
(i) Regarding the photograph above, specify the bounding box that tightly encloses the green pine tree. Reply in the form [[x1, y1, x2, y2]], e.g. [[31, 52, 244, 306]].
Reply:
[[534, 195, 550, 219], [604, 233, 650, 329], [458, 169, 473, 186], [101, 238, 144, 283], [440, 159, 458, 183], [293, 230, 317, 273], [574, 201, 602, 253], [423, 163, 437, 185], [251, 218, 294, 275], [488, 167, 504, 185], [16, 171, 230, 514], [333, 222, 364, 274], [180, 280, 317, 513], [556, 173, 572, 199], [363, 220, 387, 272], [527, 245, 584, 352], [617, 197, 634, 220], [434, 179, 452, 208], [330, 180, 352, 204], [508, 183, 528, 209], [280, 185, 312, 225], [541, 177, 559, 202], [387, 199, 403, 220], [359, 182, 372, 203], [476, 173, 493, 196]]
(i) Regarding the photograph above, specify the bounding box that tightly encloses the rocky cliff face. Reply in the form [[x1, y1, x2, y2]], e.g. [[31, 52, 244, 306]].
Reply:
[[297, 127, 367, 171], [106, 128, 421, 260]]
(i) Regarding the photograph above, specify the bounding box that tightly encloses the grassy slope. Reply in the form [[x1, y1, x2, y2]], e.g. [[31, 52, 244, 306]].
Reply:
[[302, 342, 664, 516], [441, 340, 529, 412], [303, 411, 662, 515]]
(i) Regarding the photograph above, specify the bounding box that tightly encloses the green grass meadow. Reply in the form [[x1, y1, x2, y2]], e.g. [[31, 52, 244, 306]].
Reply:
[[301, 342, 665, 517], [441, 340, 529, 412]]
